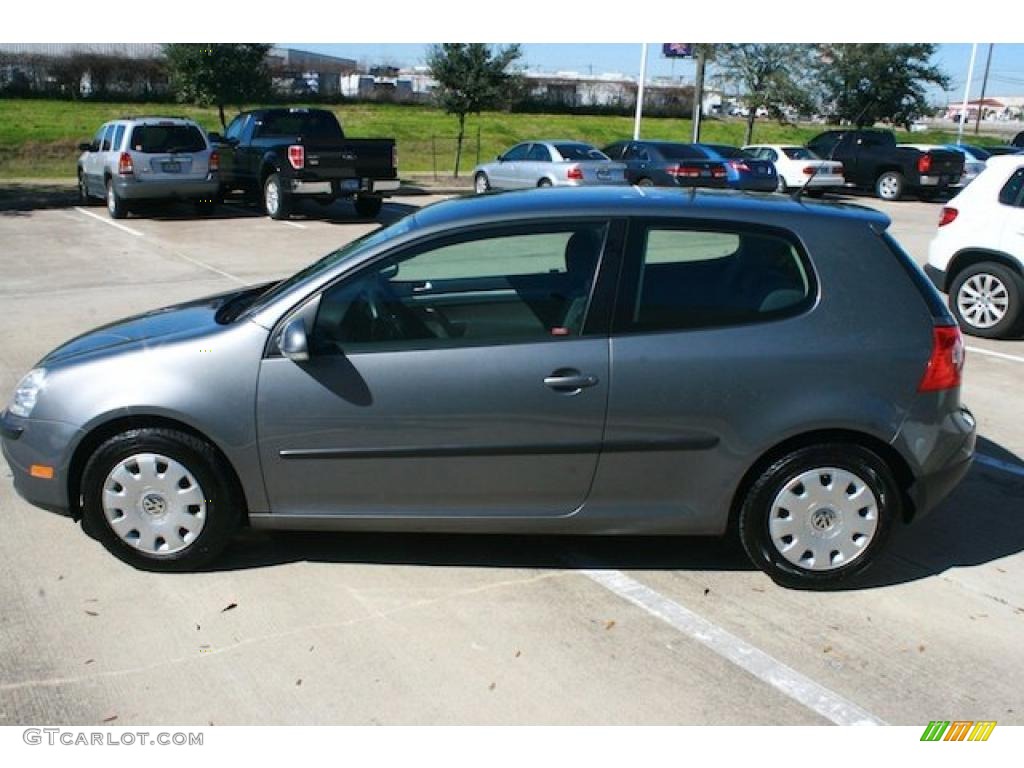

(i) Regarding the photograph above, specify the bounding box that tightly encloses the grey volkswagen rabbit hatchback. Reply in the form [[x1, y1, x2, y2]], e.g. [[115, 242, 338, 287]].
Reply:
[[1, 188, 975, 587]]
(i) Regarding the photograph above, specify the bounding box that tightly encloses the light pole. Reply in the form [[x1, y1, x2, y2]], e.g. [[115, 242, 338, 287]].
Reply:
[[974, 43, 994, 135], [957, 43, 978, 146], [633, 43, 648, 140]]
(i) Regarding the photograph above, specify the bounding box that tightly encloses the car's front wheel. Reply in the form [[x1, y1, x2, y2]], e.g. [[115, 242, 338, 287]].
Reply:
[[738, 444, 898, 589], [81, 428, 242, 571], [474, 172, 490, 194], [950, 262, 1024, 338], [78, 171, 98, 205]]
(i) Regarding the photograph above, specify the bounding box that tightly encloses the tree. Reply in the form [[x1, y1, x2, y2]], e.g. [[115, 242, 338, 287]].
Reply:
[[816, 44, 949, 128], [163, 44, 272, 128], [426, 44, 522, 177], [714, 44, 818, 145]]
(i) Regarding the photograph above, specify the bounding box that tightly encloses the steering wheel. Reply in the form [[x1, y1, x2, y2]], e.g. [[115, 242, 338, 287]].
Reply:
[[361, 276, 436, 342]]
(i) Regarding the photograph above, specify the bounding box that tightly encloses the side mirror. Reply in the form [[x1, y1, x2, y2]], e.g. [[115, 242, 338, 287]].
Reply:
[[78, 142, 95, 152], [496, 154, 504, 162], [280, 317, 309, 362]]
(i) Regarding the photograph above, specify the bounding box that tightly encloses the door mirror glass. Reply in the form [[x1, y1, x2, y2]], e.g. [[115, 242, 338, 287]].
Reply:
[[496, 154, 504, 162], [280, 317, 310, 362]]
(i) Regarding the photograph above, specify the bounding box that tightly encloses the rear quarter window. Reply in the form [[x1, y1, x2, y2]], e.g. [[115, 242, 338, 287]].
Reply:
[[998, 168, 1024, 207], [621, 226, 814, 333]]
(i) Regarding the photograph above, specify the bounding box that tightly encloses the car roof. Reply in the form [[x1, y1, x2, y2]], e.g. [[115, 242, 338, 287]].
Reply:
[[411, 187, 891, 231]]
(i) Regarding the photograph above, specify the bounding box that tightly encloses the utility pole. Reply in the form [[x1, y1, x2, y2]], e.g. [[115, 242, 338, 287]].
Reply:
[[691, 48, 706, 143], [974, 43, 994, 135], [633, 43, 648, 140], [957, 43, 978, 146]]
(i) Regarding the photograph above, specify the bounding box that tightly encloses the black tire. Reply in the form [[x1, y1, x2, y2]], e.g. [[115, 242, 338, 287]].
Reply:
[[874, 170, 904, 201], [473, 172, 490, 194], [738, 443, 899, 589], [949, 262, 1024, 339], [537, 178, 553, 188], [105, 178, 129, 219], [81, 428, 243, 571], [263, 172, 291, 220], [636, 177, 655, 188], [354, 194, 383, 218]]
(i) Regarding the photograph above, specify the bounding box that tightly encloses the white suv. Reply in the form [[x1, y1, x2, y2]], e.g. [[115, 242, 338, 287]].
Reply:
[[925, 155, 1024, 338]]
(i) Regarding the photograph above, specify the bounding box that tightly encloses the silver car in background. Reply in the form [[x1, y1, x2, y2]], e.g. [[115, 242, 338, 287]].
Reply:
[[77, 116, 220, 219], [473, 141, 627, 193]]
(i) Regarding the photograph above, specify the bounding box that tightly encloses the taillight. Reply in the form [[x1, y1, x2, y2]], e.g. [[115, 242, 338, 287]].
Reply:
[[392, 144, 398, 170], [117, 151, 134, 175], [728, 160, 750, 172], [208, 150, 219, 172], [834, 163, 844, 176], [802, 166, 816, 175], [666, 164, 701, 178], [938, 207, 958, 227], [711, 165, 727, 179], [567, 165, 584, 180], [918, 154, 932, 174], [288, 145, 305, 170], [918, 325, 964, 392]]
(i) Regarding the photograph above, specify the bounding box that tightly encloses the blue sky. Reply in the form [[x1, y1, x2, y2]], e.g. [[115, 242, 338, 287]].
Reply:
[[281, 43, 1024, 101]]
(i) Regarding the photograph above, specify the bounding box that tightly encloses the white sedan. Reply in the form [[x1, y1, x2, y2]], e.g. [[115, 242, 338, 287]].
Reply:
[[743, 145, 845, 194]]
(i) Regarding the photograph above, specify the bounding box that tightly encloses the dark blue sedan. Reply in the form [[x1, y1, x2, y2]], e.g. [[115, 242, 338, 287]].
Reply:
[[604, 140, 777, 192]]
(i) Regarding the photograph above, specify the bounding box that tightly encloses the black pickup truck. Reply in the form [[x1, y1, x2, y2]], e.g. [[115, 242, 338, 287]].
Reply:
[[210, 108, 398, 219], [984, 130, 1024, 157], [807, 129, 964, 201]]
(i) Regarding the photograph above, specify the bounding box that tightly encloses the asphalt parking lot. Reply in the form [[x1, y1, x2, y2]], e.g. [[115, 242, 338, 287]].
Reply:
[[0, 189, 1022, 726]]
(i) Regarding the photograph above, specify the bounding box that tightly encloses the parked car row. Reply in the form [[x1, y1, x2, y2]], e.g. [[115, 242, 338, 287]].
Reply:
[[77, 108, 399, 221]]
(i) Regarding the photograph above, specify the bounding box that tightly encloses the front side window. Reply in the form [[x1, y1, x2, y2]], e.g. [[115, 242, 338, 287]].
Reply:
[[621, 226, 812, 333], [100, 124, 115, 151], [998, 168, 1024, 207], [310, 224, 609, 353], [502, 144, 530, 162], [527, 144, 552, 162], [225, 115, 246, 141], [112, 125, 126, 151]]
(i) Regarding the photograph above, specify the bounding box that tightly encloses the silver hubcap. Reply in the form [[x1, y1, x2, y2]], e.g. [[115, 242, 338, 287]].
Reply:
[[106, 184, 115, 213], [265, 179, 279, 215], [475, 175, 487, 193], [102, 453, 207, 555], [879, 176, 899, 198], [768, 466, 879, 572], [957, 273, 1008, 329]]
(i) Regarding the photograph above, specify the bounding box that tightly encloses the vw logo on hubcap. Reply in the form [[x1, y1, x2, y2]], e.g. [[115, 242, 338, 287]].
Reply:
[[141, 492, 167, 516], [811, 508, 836, 532]]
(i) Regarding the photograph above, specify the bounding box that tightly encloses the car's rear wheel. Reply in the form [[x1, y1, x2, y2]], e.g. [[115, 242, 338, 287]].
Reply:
[[105, 178, 129, 219], [474, 172, 490, 194], [81, 428, 242, 571], [738, 444, 898, 589], [950, 262, 1024, 338], [354, 194, 383, 218], [263, 173, 291, 220], [776, 176, 788, 193], [537, 178, 553, 188], [636, 177, 655, 187], [875, 171, 904, 201]]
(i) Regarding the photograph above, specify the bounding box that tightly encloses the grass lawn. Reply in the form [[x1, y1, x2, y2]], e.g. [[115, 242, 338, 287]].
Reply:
[[0, 97, 996, 180]]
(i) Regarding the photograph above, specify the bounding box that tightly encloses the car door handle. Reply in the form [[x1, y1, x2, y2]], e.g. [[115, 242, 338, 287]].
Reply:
[[544, 370, 599, 392], [412, 281, 433, 292]]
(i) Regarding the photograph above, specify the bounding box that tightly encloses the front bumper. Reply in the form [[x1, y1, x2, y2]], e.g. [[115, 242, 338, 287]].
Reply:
[[114, 176, 220, 201], [1, 410, 79, 517]]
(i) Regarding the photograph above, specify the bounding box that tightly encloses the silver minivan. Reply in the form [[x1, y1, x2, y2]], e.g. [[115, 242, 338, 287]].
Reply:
[[77, 117, 221, 218]]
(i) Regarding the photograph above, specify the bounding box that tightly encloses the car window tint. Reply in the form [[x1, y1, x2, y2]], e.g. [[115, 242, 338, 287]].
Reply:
[[629, 228, 811, 332], [782, 147, 816, 160], [256, 111, 342, 139], [998, 168, 1024, 207], [527, 144, 552, 162], [603, 143, 625, 160], [656, 144, 703, 160], [554, 143, 607, 161], [129, 125, 206, 153], [225, 116, 245, 141], [705, 144, 745, 159], [312, 225, 608, 352], [100, 125, 115, 151], [502, 144, 530, 162], [112, 125, 126, 151]]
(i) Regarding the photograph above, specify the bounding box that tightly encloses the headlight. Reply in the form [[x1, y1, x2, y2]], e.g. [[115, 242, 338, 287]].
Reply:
[[8, 368, 46, 418]]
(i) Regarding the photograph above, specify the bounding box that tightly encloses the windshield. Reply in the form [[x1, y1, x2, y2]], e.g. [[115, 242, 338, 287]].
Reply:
[[129, 125, 206, 153], [554, 143, 608, 161], [241, 215, 419, 318], [782, 147, 819, 160]]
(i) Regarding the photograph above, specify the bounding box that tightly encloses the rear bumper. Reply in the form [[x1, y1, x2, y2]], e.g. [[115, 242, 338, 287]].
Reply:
[[917, 175, 961, 188], [804, 175, 845, 188], [114, 176, 220, 201], [288, 178, 401, 197], [924, 264, 947, 292], [730, 177, 777, 192], [1, 410, 78, 517], [903, 406, 976, 521]]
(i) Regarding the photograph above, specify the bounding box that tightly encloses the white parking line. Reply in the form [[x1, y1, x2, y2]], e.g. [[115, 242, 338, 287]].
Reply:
[[966, 345, 1024, 365], [581, 569, 886, 726], [975, 453, 1024, 479], [73, 207, 144, 237], [281, 220, 306, 229], [162, 247, 247, 285]]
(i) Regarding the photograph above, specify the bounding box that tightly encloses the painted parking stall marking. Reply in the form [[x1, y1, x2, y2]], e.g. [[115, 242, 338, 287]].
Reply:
[[966, 345, 1024, 365], [581, 569, 886, 726], [73, 206, 145, 237]]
